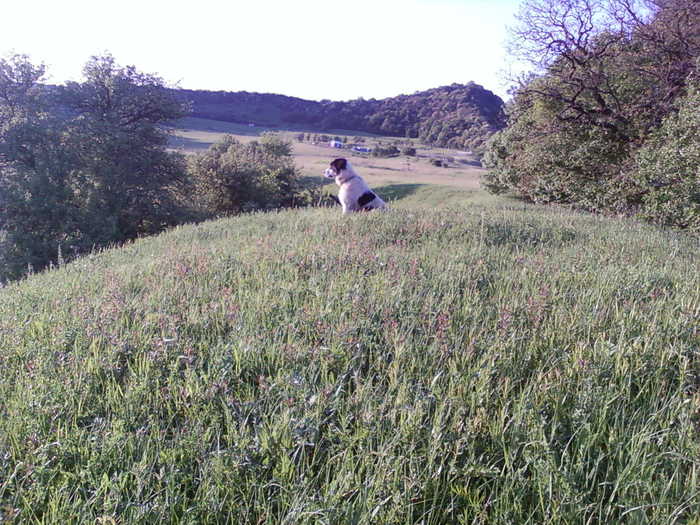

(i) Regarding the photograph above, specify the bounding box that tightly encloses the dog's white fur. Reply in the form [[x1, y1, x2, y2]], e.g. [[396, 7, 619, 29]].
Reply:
[[324, 158, 387, 214]]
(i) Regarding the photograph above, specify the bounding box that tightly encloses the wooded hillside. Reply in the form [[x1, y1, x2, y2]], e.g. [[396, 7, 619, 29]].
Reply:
[[172, 82, 505, 151]]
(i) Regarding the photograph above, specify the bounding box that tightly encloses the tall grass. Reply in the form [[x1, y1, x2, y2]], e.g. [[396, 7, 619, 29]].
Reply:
[[1, 187, 699, 523]]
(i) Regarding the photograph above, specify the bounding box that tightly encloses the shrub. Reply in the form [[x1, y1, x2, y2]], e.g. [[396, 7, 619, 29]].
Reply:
[[371, 144, 400, 158], [626, 81, 700, 230], [188, 134, 306, 216]]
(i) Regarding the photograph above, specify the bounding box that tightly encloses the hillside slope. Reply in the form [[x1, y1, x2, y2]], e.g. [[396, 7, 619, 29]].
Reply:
[[172, 82, 505, 151], [1, 187, 698, 523]]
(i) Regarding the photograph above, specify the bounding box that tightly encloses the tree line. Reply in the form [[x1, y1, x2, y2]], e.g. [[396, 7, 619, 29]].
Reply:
[[483, 0, 700, 230], [174, 82, 506, 152], [0, 55, 310, 283]]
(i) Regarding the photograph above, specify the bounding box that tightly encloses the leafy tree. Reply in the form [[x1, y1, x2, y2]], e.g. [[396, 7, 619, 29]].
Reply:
[[60, 54, 188, 242], [626, 74, 700, 229], [0, 54, 188, 282], [484, 0, 700, 227], [0, 55, 78, 278], [507, 0, 699, 140]]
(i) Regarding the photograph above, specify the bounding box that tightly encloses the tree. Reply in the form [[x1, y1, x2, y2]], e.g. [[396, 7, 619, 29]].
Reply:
[[626, 72, 700, 229], [507, 0, 700, 140], [60, 54, 188, 242], [0, 55, 78, 278], [484, 0, 700, 225], [0, 54, 188, 282]]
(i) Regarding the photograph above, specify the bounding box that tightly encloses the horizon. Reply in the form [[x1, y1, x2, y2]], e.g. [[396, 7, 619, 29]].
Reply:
[[173, 80, 504, 103], [2, 0, 522, 102]]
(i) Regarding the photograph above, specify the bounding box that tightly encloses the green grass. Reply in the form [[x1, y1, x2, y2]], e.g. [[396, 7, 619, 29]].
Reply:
[[1, 186, 699, 523]]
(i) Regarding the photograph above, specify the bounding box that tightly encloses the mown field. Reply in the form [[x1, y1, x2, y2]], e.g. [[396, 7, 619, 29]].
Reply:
[[1, 180, 698, 523]]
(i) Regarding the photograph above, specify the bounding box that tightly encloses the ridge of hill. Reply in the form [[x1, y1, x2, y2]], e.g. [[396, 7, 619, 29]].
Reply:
[[171, 82, 505, 151]]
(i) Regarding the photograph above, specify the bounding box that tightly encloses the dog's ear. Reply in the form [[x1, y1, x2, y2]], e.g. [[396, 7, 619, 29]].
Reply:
[[330, 158, 347, 174]]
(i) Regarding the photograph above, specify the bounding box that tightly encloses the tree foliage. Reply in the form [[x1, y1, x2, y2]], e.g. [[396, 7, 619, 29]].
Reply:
[[627, 79, 700, 229], [0, 54, 188, 282], [484, 0, 700, 228], [187, 134, 307, 216], [0, 54, 326, 283], [175, 83, 505, 152]]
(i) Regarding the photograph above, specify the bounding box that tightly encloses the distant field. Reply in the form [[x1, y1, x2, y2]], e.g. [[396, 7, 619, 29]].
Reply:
[[165, 117, 263, 151], [166, 117, 484, 191]]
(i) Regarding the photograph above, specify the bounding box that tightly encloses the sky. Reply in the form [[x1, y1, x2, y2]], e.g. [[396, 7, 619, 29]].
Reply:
[[2, 0, 522, 102]]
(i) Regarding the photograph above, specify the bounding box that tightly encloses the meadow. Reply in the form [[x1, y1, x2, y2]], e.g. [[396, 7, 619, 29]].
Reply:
[[1, 124, 699, 523], [166, 117, 484, 190]]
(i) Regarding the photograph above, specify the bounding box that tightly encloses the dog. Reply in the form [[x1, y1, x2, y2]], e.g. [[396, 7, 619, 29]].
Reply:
[[324, 158, 387, 214]]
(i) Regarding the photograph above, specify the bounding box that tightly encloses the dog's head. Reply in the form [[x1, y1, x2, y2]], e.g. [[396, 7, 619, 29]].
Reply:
[[324, 158, 352, 179]]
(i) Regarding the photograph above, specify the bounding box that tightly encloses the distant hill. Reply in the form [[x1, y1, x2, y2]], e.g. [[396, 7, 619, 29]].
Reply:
[[171, 82, 505, 151]]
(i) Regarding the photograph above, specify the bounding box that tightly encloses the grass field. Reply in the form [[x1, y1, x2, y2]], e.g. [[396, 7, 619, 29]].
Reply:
[[166, 117, 485, 192], [1, 172, 699, 523]]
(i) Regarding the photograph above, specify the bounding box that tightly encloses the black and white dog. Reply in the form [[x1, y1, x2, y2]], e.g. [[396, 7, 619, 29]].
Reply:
[[324, 158, 387, 214]]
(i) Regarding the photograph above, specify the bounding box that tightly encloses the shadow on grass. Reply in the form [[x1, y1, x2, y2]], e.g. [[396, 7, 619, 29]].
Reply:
[[374, 183, 425, 202], [367, 165, 404, 171], [457, 159, 482, 167]]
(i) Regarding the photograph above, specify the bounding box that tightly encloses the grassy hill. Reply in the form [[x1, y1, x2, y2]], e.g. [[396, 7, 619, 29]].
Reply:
[[1, 185, 699, 523]]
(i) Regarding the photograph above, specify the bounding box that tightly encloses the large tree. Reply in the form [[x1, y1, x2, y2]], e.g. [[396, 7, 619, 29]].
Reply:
[[484, 0, 700, 226], [60, 55, 188, 242], [0, 54, 188, 282], [0, 55, 77, 277], [507, 0, 700, 140]]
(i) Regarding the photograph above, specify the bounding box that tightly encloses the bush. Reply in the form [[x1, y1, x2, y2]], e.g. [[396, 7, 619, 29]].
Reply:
[[188, 134, 306, 216], [371, 144, 400, 158], [626, 81, 700, 230]]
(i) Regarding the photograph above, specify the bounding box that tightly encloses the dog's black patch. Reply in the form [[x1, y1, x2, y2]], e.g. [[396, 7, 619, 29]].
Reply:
[[330, 158, 347, 174], [358, 191, 376, 207]]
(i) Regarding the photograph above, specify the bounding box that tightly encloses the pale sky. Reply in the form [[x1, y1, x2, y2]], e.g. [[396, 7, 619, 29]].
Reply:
[[2, 0, 521, 101]]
